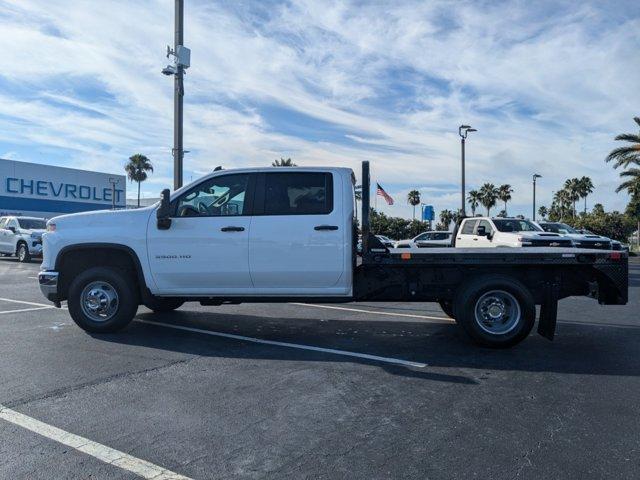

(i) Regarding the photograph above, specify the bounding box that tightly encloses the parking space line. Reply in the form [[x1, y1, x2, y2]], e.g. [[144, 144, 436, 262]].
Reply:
[[290, 303, 454, 322], [0, 297, 67, 309], [0, 297, 54, 307], [0, 404, 192, 480], [137, 319, 428, 368], [0, 306, 52, 315]]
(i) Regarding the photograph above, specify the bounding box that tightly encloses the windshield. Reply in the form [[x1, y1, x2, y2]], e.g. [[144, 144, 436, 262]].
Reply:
[[540, 222, 578, 234], [17, 218, 46, 230], [493, 219, 542, 233]]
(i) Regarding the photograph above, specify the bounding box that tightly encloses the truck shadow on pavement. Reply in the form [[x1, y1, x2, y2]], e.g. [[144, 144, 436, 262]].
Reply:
[[94, 306, 640, 386]]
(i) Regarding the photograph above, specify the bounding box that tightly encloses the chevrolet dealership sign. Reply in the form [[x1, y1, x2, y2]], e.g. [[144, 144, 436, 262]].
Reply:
[[0, 158, 125, 218]]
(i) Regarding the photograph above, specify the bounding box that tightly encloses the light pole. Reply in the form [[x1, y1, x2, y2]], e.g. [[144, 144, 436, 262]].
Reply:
[[108, 177, 119, 210], [162, 0, 190, 191], [532, 174, 542, 220], [458, 125, 477, 216]]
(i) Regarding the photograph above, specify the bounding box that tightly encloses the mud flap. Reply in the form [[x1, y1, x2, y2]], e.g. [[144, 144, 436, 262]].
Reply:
[[537, 281, 559, 341]]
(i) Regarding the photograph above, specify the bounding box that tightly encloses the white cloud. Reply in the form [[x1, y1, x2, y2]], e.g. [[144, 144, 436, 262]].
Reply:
[[0, 0, 638, 216]]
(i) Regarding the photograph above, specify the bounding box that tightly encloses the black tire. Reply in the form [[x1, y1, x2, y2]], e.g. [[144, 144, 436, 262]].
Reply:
[[454, 275, 535, 348], [17, 242, 31, 262], [438, 300, 456, 320], [143, 296, 184, 313], [68, 267, 139, 333]]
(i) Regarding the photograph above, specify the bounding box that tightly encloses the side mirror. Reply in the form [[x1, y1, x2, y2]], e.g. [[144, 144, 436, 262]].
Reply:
[[157, 189, 172, 230], [7, 226, 16, 234], [476, 225, 487, 237]]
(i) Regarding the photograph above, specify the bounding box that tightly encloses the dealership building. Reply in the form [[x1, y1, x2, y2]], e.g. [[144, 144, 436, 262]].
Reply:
[[0, 158, 126, 219]]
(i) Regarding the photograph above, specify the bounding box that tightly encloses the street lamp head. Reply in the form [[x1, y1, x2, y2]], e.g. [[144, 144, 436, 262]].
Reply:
[[467, 128, 477, 132], [459, 124, 471, 129], [533, 173, 542, 179]]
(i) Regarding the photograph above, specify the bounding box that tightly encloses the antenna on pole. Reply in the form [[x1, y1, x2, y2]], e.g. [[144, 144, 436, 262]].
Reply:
[[161, 0, 190, 191]]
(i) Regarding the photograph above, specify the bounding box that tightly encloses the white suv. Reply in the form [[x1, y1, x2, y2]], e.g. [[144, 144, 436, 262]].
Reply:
[[395, 231, 452, 248], [455, 217, 573, 248], [0, 216, 47, 262]]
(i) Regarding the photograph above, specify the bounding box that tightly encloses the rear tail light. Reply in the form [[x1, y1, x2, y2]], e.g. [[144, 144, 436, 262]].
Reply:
[[609, 251, 621, 261]]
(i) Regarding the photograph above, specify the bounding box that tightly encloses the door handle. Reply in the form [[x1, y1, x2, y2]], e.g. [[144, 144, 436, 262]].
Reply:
[[473, 238, 478, 241], [221, 226, 245, 232], [314, 225, 339, 231]]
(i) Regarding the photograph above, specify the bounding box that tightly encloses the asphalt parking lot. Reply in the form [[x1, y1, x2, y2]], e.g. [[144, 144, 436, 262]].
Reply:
[[1, 257, 639, 479]]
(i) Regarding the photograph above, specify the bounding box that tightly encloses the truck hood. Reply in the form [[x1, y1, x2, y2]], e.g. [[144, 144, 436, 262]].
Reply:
[[19, 228, 46, 236], [50, 207, 154, 229], [556, 233, 608, 241], [516, 232, 562, 239]]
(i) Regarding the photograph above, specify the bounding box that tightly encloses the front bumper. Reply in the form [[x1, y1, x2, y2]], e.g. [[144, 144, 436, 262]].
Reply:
[[38, 271, 59, 302], [30, 242, 43, 256]]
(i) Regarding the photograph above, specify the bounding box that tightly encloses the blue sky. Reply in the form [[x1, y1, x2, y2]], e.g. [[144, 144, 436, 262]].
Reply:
[[1, 0, 639, 219]]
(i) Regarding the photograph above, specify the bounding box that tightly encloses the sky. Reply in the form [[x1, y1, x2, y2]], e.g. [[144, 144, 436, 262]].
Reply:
[[0, 0, 639, 219]]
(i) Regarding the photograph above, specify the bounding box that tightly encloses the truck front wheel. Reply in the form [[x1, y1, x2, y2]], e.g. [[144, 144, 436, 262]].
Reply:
[[455, 275, 535, 348], [68, 267, 139, 333], [17, 242, 31, 262]]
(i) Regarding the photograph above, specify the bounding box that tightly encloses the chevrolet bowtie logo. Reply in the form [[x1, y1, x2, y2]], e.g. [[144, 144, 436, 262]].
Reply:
[[594, 243, 602, 247], [550, 242, 560, 247]]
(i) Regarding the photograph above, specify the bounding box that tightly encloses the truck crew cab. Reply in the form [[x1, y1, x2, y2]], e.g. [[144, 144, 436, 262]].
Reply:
[[38, 162, 628, 348]]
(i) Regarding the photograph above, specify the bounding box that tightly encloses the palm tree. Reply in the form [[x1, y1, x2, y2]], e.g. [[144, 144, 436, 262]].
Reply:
[[563, 178, 581, 217], [538, 205, 548, 220], [615, 168, 640, 195], [467, 190, 481, 216], [479, 183, 499, 216], [439, 209, 454, 230], [605, 117, 640, 169], [407, 190, 421, 220], [272, 157, 296, 167], [124, 154, 153, 207], [578, 176, 594, 214], [553, 189, 572, 221], [497, 184, 514, 216]]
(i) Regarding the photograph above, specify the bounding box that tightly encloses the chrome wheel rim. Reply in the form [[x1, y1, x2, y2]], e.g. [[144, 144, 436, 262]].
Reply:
[[18, 245, 26, 261], [80, 281, 119, 322], [474, 290, 521, 335]]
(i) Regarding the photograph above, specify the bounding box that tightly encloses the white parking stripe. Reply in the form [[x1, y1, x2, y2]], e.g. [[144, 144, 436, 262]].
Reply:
[[290, 303, 454, 322], [0, 297, 54, 307], [137, 319, 428, 368], [0, 404, 192, 480], [0, 306, 52, 315], [0, 297, 67, 309]]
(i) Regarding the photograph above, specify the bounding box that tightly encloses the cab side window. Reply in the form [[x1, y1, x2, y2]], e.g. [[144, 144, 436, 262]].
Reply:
[[476, 220, 493, 234], [174, 174, 250, 217], [6, 219, 18, 231], [461, 220, 477, 234], [262, 172, 333, 215], [0, 218, 6, 229]]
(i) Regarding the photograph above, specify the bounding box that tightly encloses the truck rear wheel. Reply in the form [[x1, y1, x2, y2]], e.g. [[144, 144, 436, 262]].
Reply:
[[438, 300, 456, 320], [143, 296, 184, 313], [455, 275, 535, 348], [68, 267, 139, 333]]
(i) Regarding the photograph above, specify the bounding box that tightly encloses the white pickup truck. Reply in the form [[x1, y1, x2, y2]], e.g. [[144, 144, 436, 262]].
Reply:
[[455, 217, 573, 248], [38, 162, 628, 348]]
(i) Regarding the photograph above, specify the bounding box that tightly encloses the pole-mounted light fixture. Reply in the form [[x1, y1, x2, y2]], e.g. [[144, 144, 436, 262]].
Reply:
[[458, 125, 477, 216]]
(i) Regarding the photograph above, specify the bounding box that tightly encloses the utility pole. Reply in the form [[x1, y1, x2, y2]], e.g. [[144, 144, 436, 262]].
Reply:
[[173, 0, 184, 190], [458, 125, 477, 217], [532, 174, 542, 220], [162, 0, 190, 190]]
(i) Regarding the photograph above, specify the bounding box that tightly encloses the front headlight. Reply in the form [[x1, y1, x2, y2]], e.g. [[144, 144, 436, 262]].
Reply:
[[30, 233, 40, 239], [46, 222, 56, 232]]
